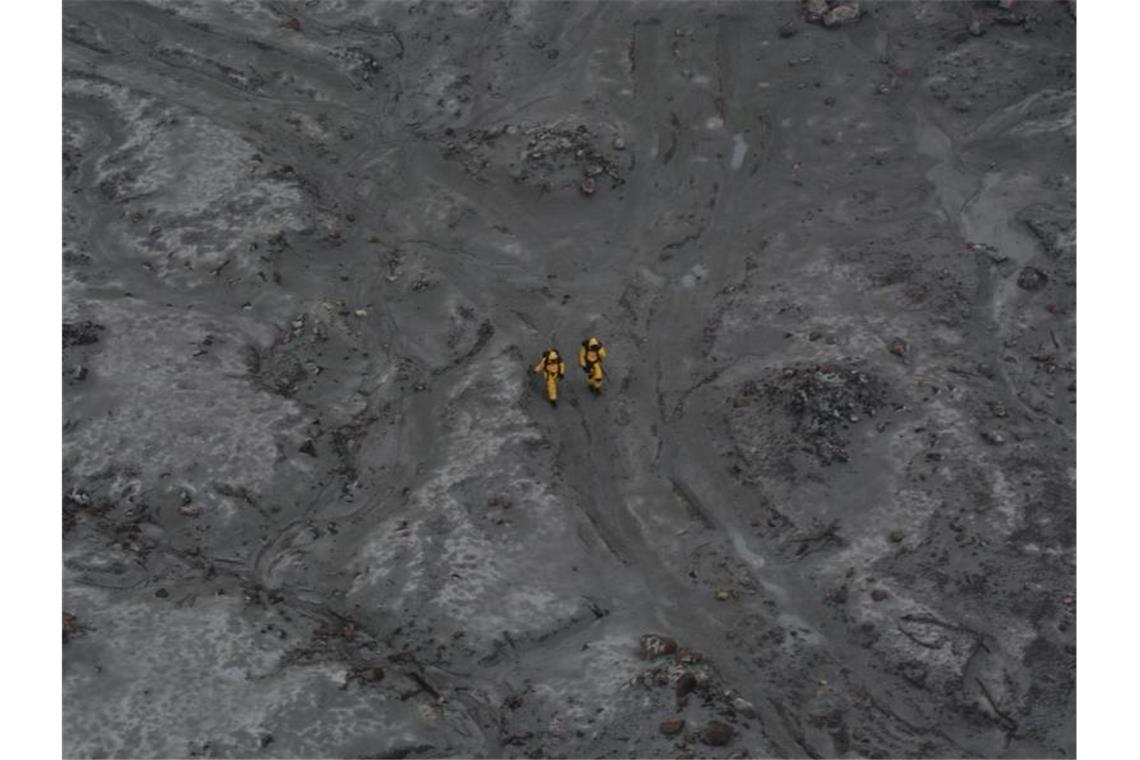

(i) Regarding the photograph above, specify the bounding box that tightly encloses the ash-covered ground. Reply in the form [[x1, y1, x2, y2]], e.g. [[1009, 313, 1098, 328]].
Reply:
[[62, 1, 1076, 757]]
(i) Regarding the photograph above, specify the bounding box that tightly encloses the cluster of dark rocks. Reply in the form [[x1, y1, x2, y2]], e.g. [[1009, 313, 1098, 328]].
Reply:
[[734, 363, 889, 466], [801, 0, 862, 28], [441, 121, 627, 191], [637, 634, 756, 754]]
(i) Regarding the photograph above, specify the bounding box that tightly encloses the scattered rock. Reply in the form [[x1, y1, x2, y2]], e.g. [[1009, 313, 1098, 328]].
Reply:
[[778, 22, 799, 38], [63, 612, 87, 644], [354, 308, 369, 318], [871, 588, 889, 601], [702, 720, 734, 746], [676, 671, 698, 700], [1017, 205, 1075, 259], [155, 588, 169, 598], [1017, 266, 1048, 291], [969, 18, 985, 36], [822, 2, 862, 28], [299, 439, 317, 457], [714, 588, 734, 601], [357, 665, 385, 682], [660, 718, 685, 736], [71, 365, 88, 382], [63, 320, 104, 348], [640, 633, 678, 658], [981, 429, 1006, 446], [731, 695, 757, 718], [888, 529, 905, 543], [287, 17, 301, 32], [802, 0, 829, 21], [580, 177, 596, 196], [888, 337, 908, 358], [612, 137, 626, 150]]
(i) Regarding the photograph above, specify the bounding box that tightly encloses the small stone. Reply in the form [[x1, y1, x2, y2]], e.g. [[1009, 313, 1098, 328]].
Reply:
[[703, 720, 734, 747], [640, 633, 678, 658], [155, 588, 169, 599], [72, 365, 88, 381], [287, 17, 301, 31], [676, 671, 698, 699], [660, 718, 685, 736], [981, 430, 1006, 446], [888, 529, 905, 543], [299, 439, 317, 457], [871, 588, 888, 602], [1017, 266, 1048, 291], [969, 18, 985, 36], [612, 137, 626, 150], [803, 0, 829, 21], [822, 2, 861, 27], [580, 178, 596, 196], [361, 665, 385, 682], [714, 589, 733, 601], [888, 337, 908, 358], [354, 308, 368, 318], [731, 696, 757, 718], [778, 22, 799, 38]]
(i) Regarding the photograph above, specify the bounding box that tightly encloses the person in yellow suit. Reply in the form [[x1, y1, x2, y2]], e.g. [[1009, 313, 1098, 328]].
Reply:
[[533, 348, 566, 407], [578, 336, 607, 394]]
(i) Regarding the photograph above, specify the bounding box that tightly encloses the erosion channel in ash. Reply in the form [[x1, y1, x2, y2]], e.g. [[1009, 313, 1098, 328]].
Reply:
[[63, 1, 1076, 757]]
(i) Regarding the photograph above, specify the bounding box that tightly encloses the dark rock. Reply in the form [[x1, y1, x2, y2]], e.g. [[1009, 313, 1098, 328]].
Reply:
[[660, 718, 685, 736], [63, 612, 86, 644], [580, 178, 596, 196], [778, 22, 799, 38], [1017, 266, 1048, 291], [63, 320, 104, 348], [969, 18, 985, 36], [640, 633, 678, 658], [888, 337, 908, 358], [888, 529, 905, 543], [287, 17, 301, 31], [300, 439, 317, 457], [155, 588, 169, 598], [703, 720, 734, 746], [676, 671, 697, 700], [72, 365, 88, 382], [871, 588, 889, 601]]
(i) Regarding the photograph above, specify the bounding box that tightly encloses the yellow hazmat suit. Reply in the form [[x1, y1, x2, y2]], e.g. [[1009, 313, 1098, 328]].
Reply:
[[533, 349, 566, 406], [578, 337, 607, 393]]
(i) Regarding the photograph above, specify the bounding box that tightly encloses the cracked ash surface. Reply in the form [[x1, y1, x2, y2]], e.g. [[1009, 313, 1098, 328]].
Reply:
[[62, 1, 1076, 757]]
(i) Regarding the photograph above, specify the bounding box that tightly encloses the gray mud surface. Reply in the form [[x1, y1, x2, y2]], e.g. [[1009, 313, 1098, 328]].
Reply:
[[63, 1, 1076, 757]]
